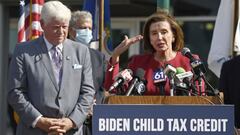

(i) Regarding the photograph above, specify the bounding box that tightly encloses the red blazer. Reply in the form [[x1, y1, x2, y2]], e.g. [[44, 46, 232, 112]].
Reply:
[[104, 52, 205, 95]]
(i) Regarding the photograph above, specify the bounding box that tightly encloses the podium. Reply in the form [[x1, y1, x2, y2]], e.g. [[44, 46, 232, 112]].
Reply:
[[103, 96, 223, 105], [94, 96, 234, 135]]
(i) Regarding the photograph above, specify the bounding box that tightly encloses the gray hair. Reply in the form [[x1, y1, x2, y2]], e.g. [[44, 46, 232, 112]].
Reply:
[[69, 10, 92, 28], [41, 1, 71, 24]]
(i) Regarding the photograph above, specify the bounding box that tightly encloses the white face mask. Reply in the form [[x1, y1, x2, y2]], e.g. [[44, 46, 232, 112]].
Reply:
[[75, 28, 93, 45]]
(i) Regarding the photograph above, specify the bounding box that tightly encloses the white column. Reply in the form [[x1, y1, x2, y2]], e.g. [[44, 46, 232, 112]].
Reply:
[[0, 3, 12, 135]]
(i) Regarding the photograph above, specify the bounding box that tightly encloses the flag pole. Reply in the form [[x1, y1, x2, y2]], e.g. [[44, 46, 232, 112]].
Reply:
[[99, 0, 104, 52], [29, 0, 32, 40], [157, 0, 170, 12]]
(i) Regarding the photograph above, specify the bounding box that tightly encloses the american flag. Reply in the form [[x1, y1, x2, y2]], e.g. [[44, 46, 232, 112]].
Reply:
[[14, 0, 44, 124], [18, 0, 44, 43]]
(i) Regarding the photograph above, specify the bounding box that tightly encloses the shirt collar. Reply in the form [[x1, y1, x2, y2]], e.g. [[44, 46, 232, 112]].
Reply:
[[43, 35, 63, 52]]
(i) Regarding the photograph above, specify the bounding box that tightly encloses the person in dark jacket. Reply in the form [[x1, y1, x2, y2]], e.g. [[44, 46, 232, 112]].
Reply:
[[69, 10, 107, 135]]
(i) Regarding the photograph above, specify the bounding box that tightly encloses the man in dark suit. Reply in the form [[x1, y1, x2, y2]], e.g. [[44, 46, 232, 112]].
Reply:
[[8, 1, 95, 135], [68, 10, 107, 135], [69, 10, 106, 104], [219, 55, 240, 132]]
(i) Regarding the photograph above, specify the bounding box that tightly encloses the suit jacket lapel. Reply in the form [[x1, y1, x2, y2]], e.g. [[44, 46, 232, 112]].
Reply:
[[60, 39, 72, 91], [35, 36, 59, 91]]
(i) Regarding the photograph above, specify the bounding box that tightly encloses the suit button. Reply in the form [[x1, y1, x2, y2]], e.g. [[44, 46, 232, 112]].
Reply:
[[58, 97, 62, 99]]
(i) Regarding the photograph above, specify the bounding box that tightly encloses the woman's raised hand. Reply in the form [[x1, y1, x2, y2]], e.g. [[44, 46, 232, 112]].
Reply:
[[111, 35, 143, 64]]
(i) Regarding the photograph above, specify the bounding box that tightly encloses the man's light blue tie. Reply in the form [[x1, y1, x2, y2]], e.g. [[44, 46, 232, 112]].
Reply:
[[51, 46, 63, 87]]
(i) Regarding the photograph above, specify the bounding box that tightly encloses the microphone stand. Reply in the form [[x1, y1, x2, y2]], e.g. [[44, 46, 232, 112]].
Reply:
[[197, 77, 202, 96], [169, 77, 175, 96], [175, 83, 190, 96], [159, 84, 165, 95], [116, 85, 125, 95], [125, 79, 138, 96], [155, 82, 166, 96], [201, 74, 219, 96], [175, 85, 191, 96], [195, 70, 219, 96]]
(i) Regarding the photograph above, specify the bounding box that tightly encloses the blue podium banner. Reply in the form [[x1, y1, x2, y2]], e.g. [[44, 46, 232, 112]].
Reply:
[[93, 105, 234, 135]]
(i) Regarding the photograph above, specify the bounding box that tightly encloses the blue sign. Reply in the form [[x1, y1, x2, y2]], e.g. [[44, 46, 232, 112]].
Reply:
[[93, 105, 234, 135]]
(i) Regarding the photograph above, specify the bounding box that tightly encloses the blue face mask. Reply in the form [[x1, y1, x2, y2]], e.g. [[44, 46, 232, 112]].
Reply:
[[75, 28, 93, 45]]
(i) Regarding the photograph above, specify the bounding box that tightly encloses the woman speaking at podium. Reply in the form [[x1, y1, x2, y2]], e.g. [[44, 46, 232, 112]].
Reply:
[[104, 10, 205, 96]]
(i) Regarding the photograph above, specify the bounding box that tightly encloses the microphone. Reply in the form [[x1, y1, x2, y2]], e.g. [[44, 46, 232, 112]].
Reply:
[[181, 47, 206, 77], [176, 67, 185, 74], [164, 64, 177, 78], [175, 68, 198, 95], [134, 80, 147, 95], [175, 67, 189, 95], [181, 47, 196, 62], [175, 70, 193, 83], [108, 69, 133, 92], [164, 64, 177, 96], [182, 48, 220, 96], [153, 68, 167, 95], [125, 68, 145, 96]]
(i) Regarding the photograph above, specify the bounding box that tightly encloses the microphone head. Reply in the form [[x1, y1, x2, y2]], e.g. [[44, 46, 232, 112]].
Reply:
[[176, 67, 186, 74], [135, 69, 147, 95], [135, 68, 145, 79], [109, 69, 133, 92], [125, 68, 145, 96], [182, 47, 197, 63], [116, 69, 133, 82], [181, 47, 191, 56], [175, 71, 193, 83], [135, 82, 146, 95], [164, 64, 176, 78], [153, 68, 167, 84]]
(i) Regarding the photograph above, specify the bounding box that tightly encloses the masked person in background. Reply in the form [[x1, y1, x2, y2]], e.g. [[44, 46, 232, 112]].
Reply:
[[104, 10, 205, 96], [69, 12, 93, 45], [69, 10, 107, 135]]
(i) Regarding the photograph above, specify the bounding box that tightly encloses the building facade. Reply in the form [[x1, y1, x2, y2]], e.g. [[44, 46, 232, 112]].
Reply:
[[0, 0, 220, 134]]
